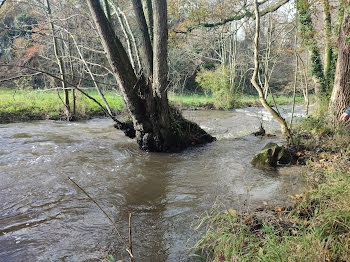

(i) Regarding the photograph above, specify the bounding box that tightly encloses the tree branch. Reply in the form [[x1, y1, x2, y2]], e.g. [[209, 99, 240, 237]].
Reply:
[[179, 0, 290, 33], [0, 0, 7, 9]]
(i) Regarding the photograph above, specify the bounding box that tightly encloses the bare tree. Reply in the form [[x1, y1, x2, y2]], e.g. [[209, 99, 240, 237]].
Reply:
[[251, 0, 290, 137], [86, 0, 214, 152], [45, 0, 70, 119]]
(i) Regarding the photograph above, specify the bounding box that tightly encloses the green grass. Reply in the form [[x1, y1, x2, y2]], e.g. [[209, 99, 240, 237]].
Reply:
[[193, 119, 350, 262], [0, 88, 304, 123], [170, 93, 304, 109], [169, 93, 215, 108], [0, 88, 124, 123], [193, 169, 350, 261]]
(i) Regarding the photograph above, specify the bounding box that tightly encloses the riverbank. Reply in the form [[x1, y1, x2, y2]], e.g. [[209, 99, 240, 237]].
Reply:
[[0, 88, 304, 123], [193, 118, 350, 261]]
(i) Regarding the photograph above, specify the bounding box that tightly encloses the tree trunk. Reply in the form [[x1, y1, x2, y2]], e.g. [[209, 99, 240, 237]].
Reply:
[[297, 54, 310, 117], [329, 3, 350, 123], [86, 0, 214, 152], [131, 0, 153, 78], [144, 0, 154, 42], [297, 0, 325, 111], [251, 0, 290, 137], [46, 0, 70, 120], [323, 0, 332, 90]]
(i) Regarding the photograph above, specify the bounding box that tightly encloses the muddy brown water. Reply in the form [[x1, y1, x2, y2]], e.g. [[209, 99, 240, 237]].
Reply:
[[0, 106, 306, 262]]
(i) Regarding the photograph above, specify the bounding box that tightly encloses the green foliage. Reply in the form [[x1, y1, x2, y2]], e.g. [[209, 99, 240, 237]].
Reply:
[[14, 76, 32, 90], [329, 48, 338, 88], [346, 35, 350, 43], [310, 45, 325, 88], [296, 115, 350, 152], [297, 0, 325, 89], [196, 66, 235, 109], [297, 0, 313, 37], [311, 95, 330, 118], [297, 116, 331, 137]]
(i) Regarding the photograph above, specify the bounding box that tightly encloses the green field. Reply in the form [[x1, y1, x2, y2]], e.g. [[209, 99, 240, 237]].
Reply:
[[0, 88, 304, 123], [0, 89, 125, 123]]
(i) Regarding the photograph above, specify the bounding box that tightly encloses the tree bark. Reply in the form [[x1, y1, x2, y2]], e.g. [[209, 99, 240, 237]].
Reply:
[[144, 0, 154, 42], [131, 0, 153, 78], [103, 0, 111, 22], [86, 0, 214, 152], [323, 0, 332, 90], [329, 3, 350, 123]]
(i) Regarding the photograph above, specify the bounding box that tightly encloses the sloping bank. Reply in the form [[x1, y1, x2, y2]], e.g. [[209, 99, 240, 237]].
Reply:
[[193, 118, 350, 261]]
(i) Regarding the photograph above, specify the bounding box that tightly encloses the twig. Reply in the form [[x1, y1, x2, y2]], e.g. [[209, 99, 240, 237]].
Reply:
[[0, 72, 42, 82], [67, 177, 133, 259], [128, 213, 133, 262]]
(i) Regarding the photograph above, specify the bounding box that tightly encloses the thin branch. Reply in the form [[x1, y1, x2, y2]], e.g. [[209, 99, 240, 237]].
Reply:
[[0, 0, 7, 9], [0, 72, 42, 82], [177, 0, 290, 33], [128, 213, 133, 262], [67, 177, 133, 259]]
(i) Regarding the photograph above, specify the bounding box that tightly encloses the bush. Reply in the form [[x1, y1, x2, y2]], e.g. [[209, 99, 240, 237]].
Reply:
[[196, 65, 235, 109]]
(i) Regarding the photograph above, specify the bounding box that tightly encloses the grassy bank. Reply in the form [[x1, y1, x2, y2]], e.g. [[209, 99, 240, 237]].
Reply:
[[169, 93, 304, 109], [0, 88, 124, 123], [193, 118, 350, 261], [0, 88, 304, 123]]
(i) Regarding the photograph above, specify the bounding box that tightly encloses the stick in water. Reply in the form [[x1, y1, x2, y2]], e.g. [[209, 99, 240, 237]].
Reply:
[[128, 213, 133, 262], [67, 177, 133, 259]]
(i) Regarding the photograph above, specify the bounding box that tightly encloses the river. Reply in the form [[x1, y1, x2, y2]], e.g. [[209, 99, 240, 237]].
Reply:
[[0, 106, 306, 261]]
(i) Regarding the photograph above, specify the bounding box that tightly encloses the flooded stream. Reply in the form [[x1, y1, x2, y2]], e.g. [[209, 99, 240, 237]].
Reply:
[[0, 106, 306, 261]]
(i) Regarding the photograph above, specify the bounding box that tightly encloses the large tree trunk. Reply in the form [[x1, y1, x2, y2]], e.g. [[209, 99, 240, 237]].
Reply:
[[86, 0, 214, 152], [329, 3, 350, 123]]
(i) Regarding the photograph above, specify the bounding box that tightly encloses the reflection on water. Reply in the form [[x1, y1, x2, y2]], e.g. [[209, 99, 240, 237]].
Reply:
[[0, 106, 306, 261]]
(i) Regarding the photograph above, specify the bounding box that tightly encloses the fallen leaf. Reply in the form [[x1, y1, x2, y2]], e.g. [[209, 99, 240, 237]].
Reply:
[[295, 194, 303, 199], [274, 206, 285, 212], [243, 216, 252, 224], [228, 208, 237, 218]]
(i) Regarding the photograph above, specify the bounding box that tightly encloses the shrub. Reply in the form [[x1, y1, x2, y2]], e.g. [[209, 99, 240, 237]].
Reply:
[[196, 65, 235, 109]]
